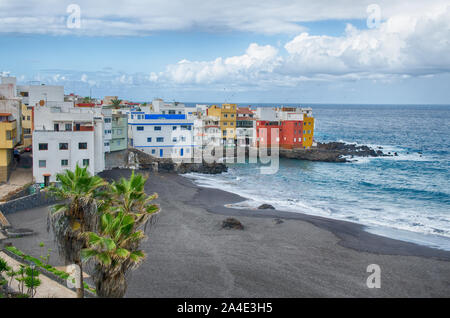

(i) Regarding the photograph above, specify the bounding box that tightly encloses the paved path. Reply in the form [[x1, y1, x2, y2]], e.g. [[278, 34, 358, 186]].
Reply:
[[0, 251, 76, 298]]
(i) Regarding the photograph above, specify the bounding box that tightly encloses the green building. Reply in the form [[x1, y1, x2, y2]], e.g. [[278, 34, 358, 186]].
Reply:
[[110, 113, 128, 151]]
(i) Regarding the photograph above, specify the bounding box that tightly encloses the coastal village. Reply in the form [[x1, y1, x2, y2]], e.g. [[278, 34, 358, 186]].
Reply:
[[0, 75, 316, 187]]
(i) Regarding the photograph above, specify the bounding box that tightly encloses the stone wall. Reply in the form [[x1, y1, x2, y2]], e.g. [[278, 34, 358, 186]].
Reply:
[[0, 190, 58, 215]]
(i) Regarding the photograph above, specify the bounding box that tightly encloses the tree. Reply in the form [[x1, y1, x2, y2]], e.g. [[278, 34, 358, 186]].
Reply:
[[47, 164, 107, 298], [81, 171, 159, 297], [110, 98, 122, 109]]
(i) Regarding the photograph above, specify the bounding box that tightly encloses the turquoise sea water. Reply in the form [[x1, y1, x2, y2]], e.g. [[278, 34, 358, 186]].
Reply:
[[185, 104, 450, 251]]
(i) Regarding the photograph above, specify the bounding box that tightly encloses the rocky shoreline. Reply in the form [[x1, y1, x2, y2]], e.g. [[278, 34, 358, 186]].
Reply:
[[280, 142, 392, 163], [109, 142, 390, 174]]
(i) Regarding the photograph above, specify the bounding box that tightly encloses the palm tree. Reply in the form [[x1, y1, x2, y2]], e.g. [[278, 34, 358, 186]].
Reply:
[[47, 164, 107, 298], [82, 171, 159, 297], [110, 98, 122, 109]]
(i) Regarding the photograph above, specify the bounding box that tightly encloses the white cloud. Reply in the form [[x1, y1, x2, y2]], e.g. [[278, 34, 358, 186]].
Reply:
[[7, 1, 450, 97], [156, 4, 450, 85], [1, 0, 449, 36]]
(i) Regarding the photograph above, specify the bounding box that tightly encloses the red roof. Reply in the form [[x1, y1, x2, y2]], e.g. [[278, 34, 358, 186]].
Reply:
[[237, 107, 253, 115]]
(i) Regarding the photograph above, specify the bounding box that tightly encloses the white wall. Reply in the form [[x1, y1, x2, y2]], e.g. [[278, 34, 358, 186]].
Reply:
[[17, 85, 64, 106], [256, 107, 277, 121], [129, 115, 194, 158], [33, 131, 96, 183]]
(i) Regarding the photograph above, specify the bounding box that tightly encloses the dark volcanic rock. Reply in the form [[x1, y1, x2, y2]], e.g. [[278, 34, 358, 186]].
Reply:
[[222, 218, 244, 230], [127, 148, 227, 174], [280, 142, 390, 163], [258, 204, 275, 210], [274, 218, 284, 224], [176, 161, 228, 174]]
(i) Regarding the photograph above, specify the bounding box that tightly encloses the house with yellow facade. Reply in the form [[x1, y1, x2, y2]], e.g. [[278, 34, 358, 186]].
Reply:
[[0, 77, 22, 182], [302, 114, 315, 148], [0, 113, 18, 182], [21, 103, 33, 146], [207, 104, 237, 146]]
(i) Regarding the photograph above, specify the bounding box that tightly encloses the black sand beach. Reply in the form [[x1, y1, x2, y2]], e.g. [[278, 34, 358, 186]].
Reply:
[[4, 169, 450, 297]]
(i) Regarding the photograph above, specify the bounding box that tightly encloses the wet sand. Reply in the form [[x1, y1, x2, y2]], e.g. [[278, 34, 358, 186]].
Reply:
[[4, 169, 450, 297]]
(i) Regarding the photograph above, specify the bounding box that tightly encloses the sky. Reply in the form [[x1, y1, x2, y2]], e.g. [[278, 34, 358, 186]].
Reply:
[[1, 0, 450, 104]]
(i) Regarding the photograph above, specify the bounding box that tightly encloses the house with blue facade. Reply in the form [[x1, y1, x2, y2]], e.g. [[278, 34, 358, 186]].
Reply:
[[128, 111, 195, 159]]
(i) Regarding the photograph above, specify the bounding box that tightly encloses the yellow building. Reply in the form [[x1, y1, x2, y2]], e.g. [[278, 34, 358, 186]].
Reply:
[[0, 113, 18, 182], [21, 103, 33, 146], [302, 115, 315, 148], [207, 104, 237, 145]]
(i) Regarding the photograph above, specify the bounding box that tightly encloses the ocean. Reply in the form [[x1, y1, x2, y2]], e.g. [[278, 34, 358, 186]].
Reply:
[[184, 104, 450, 251]]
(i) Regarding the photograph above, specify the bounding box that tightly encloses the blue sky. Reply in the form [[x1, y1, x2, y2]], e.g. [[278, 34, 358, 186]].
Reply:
[[1, 0, 450, 104]]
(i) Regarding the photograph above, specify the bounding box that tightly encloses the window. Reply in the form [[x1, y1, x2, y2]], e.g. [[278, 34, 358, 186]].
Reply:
[[59, 143, 68, 150], [181, 136, 186, 142], [22, 116, 25, 120], [231, 114, 234, 118], [154, 126, 162, 131], [172, 137, 177, 142], [78, 142, 87, 150], [137, 126, 144, 131], [24, 128, 31, 134], [39, 143, 48, 150], [104, 118, 111, 123], [223, 122, 227, 126], [116, 129, 122, 135], [27, 116, 30, 121], [304, 137, 307, 141], [147, 137, 152, 142], [104, 142, 109, 146], [39, 160, 46, 168], [173, 126, 177, 130], [303, 130, 306, 134], [151, 149, 156, 154], [83, 159, 89, 166], [156, 137, 164, 142], [65, 123, 72, 131], [61, 159, 68, 166]]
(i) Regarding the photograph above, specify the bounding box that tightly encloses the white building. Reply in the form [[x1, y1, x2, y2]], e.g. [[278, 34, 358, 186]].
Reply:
[[128, 109, 194, 159], [17, 84, 65, 107], [32, 104, 105, 185], [193, 116, 221, 148], [152, 98, 186, 115], [101, 108, 113, 152], [255, 107, 277, 121], [0, 77, 22, 142]]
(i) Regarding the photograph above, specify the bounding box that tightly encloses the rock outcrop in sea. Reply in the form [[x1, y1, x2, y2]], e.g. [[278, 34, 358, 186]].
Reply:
[[279, 142, 389, 163], [123, 148, 228, 174]]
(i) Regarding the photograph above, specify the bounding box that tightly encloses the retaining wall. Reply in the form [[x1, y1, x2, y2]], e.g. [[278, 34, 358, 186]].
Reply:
[[0, 190, 58, 215]]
